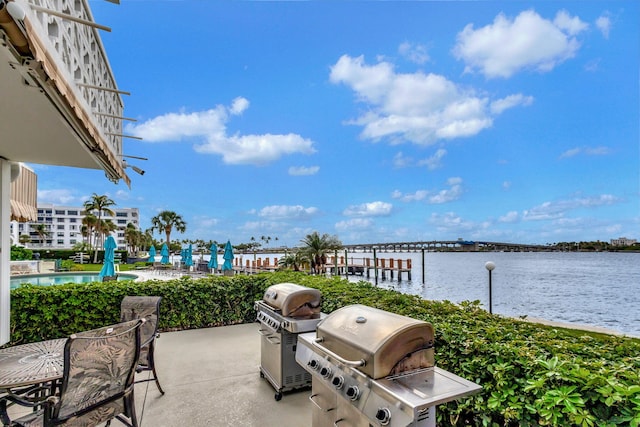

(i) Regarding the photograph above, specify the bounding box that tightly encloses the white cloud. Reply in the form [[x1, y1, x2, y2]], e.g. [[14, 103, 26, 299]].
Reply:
[[428, 212, 475, 232], [453, 9, 587, 78], [394, 149, 446, 170], [499, 211, 519, 223], [343, 201, 393, 217], [523, 194, 621, 221], [417, 148, 447, 170], [38, 189, 78, 205], [595, 14, 611, 39], [398, 41, 430, 64], [258, 205, 318, 219], [429, 177, 463, 204], [335, 218, 373, 232], [392, 177, 463, 204], [560, 146, 611, 158], [393, 152, 412, 168], [490, 94, 534, 114], [392, 189, 429, 202], [288, 166, 320, 176], [126, 99, 315, 165], [330, 55, 529, 145], [230, 96, 250, 115], [553, 10, 589, 36], [113, 190, 128, 200]]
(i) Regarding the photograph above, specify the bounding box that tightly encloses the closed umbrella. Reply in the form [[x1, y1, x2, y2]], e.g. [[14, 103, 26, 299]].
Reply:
[[148, 245, 156, 262], [222, 240, 234, 273], [208, 243, 218, 271], [99, 235, 117, 279], [185, 244, 193, 267], [160, 243, 170, 265]]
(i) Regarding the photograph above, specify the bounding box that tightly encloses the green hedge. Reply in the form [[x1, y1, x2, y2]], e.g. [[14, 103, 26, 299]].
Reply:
[[8, 272, 640, 426]]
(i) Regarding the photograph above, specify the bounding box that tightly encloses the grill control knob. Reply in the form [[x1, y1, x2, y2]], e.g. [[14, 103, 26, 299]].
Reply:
[[331, 375, 344, 389], [345, 385, 360, 401], [375, 408, 391, 425], [320, 366, 332, 378], [308, 359, 320, 370]]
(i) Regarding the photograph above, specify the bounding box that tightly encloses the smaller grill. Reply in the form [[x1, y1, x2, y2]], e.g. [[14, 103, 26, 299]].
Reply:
[[296, 305, 481, 426], [255, 283, 325, 401]]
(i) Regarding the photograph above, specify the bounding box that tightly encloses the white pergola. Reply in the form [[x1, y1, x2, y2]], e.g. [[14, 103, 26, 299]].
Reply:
[[0, 0, 131, 344]]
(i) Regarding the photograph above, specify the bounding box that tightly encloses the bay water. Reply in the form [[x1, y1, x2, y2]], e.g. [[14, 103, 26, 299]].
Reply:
[[196, 251, 639, 337], [342, 251, 640, 337]]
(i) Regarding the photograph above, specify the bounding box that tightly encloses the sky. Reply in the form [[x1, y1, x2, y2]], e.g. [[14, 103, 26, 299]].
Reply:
[[31, 1, 639, 247]]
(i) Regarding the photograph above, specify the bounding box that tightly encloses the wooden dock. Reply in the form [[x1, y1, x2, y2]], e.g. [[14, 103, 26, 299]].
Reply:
[[325, 256, 412, 282], [225, 254, 413, 282]]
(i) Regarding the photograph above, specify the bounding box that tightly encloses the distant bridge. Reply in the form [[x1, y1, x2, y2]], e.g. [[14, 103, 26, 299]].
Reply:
[[341, 240, 554, 253]]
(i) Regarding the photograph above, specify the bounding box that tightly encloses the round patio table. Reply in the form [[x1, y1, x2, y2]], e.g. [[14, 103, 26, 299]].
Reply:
[[0, 339, 65, 425], [0, 339, 65, 389]]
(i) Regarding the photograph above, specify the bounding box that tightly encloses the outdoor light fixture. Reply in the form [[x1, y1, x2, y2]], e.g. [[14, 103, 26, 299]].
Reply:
[[122, 160, 145, 176], [6, 2, 26, 21], [485, 261, 496, 314]]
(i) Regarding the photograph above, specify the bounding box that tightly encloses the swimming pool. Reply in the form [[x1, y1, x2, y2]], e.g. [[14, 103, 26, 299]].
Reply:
[[10, 272, 139, 289]]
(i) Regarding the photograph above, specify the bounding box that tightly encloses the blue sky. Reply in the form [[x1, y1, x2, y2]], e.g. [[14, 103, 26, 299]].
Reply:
[[33, 1, 638, 247]]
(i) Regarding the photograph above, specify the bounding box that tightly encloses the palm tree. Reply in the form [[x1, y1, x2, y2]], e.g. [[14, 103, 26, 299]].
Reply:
[[83, 193, 116, 262], [278, 250, 309, 272], [18, 233, 31, 247], [150, 211, 186, 250], [32, 223, 50, 247], [81, 214, 98, 249], [300, 231, 342, 274], [124, 223, 139, 255]]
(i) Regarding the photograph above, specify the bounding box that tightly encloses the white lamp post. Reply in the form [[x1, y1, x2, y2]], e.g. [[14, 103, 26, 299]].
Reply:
[[485, 261, 496, 314]]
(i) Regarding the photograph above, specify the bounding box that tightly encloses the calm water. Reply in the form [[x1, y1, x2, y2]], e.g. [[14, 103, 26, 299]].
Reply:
[[163, 251, 640, 336], [340, 251, 640, 337]]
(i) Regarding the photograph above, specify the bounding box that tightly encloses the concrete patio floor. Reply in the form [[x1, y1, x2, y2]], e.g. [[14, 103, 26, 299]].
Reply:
[[134, 323, 311, 426], [6, 323, 310, 426]]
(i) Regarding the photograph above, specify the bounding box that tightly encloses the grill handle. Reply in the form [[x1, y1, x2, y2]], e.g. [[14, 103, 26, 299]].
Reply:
[[308, 394, 335, 413], [313, 338, 366, 367]]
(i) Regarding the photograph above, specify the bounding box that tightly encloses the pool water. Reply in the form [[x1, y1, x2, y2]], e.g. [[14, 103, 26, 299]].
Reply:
[[10, 273, 138, 289]]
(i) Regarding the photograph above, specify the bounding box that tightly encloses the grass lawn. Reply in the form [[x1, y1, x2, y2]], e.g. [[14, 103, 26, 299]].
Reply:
[[76, 263, 136, 272]]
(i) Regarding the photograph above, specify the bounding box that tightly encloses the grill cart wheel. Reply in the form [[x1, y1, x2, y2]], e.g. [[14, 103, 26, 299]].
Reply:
[[274, 392, 282, 401]]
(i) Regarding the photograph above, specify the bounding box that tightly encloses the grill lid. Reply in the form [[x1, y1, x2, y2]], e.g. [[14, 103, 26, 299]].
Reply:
[[315, 305, 434, 379], [262, 283, 321, 317]]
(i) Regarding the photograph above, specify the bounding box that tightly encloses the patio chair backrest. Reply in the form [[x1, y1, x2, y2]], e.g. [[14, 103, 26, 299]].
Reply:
[[53, 319, 143, 425], [120, 296, 161, 348]]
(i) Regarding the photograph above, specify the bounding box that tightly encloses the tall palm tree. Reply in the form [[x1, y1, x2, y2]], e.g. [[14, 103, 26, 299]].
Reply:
[[32, 223, 50, 247], [83, 193, 116, 262], [300, 231, 342, 274], [150, 210, 186, 250], [81, 214, 98, 249]]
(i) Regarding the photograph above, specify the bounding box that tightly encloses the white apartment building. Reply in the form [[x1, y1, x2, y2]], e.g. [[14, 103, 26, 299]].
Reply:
[[11, 203, 139, 251], [610, 237, 637, 246]]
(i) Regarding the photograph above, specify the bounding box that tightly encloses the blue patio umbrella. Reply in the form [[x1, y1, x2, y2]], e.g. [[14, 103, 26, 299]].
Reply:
[[98, 235, 117, 279], [148, 245, 156, 262], [222, 240, 234, 271], [207, 243, 218, 270], [160, 243, 170, 265], [185, 244, 193, 267]]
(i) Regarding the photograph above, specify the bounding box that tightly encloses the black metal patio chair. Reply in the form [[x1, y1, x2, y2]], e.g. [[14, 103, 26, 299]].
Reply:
[[10, 319, 144, 427], [120, 296, 165, 395]]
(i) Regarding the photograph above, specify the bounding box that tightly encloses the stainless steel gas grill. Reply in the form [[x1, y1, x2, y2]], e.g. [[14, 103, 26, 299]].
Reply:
[[295, 304, 482, 427], [255, 283, 325, 401]]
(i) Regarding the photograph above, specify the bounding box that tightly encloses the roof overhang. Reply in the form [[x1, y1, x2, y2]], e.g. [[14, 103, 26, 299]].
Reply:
[[0, 1, 130, 186]]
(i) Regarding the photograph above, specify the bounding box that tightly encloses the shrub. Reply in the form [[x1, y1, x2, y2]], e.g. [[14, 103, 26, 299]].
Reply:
[[7, 271, 640, 426]]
